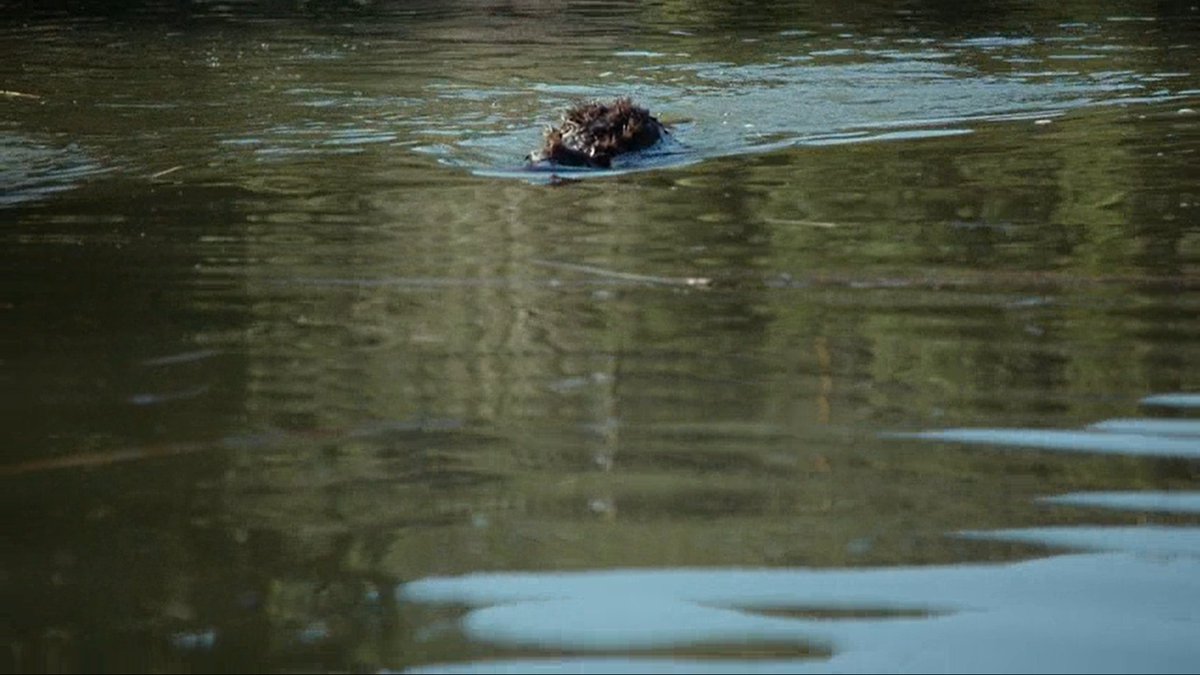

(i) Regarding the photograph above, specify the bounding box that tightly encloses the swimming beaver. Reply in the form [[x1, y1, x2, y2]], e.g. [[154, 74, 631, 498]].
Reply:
[[528, 98, 668, 169]]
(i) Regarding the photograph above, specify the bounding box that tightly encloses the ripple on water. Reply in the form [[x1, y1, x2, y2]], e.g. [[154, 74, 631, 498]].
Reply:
[[1041, 492, 1200, 514], [399, 537, 1200, 673], [396, 402, 1200, 671], [0, 134, 111, 207], [888, 395, 1200, 459], [1142, 393, 1200, 409], [890, 428, 1200, 458], [413, 41, 1183, 180]]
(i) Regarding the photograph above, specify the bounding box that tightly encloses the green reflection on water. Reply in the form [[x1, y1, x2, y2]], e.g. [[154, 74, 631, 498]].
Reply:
[[1, 0, 1198, 672]]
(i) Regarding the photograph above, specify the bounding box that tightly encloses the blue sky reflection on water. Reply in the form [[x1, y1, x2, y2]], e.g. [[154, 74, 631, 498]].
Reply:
[[400, 395, 1200, 673], [400, 541, 1200, 673], [891, 393, 1200, 460]]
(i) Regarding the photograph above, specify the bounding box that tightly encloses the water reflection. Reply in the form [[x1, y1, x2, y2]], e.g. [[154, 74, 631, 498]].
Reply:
[[1143, 394, 1200, 409], [4, 0, 1199, 185], [397, 395, 1200, 672], [894, 394, 1200, 458], [415, 28, 1195, 175], [1042, 491, 1200, 513], [0, 134, 112, 207], [894, 428, 1200, 458], [2, 0, 1199, 673], [400, 540, 1200, 673]]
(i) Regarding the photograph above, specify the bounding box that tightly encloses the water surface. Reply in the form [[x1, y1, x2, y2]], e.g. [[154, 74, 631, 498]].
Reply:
[[1, 0, 1198, 672]]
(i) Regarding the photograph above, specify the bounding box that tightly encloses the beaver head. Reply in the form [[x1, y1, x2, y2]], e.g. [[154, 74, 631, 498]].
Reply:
[[529, 98, 667, 169]]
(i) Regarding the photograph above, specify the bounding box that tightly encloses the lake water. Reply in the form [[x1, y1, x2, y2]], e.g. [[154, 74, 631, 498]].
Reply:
[[2, 0, 1198, 672]]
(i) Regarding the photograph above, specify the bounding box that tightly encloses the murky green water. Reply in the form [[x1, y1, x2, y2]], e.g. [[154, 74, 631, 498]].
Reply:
[[2, 1, 1199, 672]]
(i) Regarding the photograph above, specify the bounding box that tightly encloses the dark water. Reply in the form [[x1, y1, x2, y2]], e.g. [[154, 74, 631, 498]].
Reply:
[[2, 0, 1199, 672]]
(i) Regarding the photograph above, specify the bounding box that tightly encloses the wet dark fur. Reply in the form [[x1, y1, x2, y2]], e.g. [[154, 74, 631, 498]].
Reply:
[[529, 98, 668, 169]]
